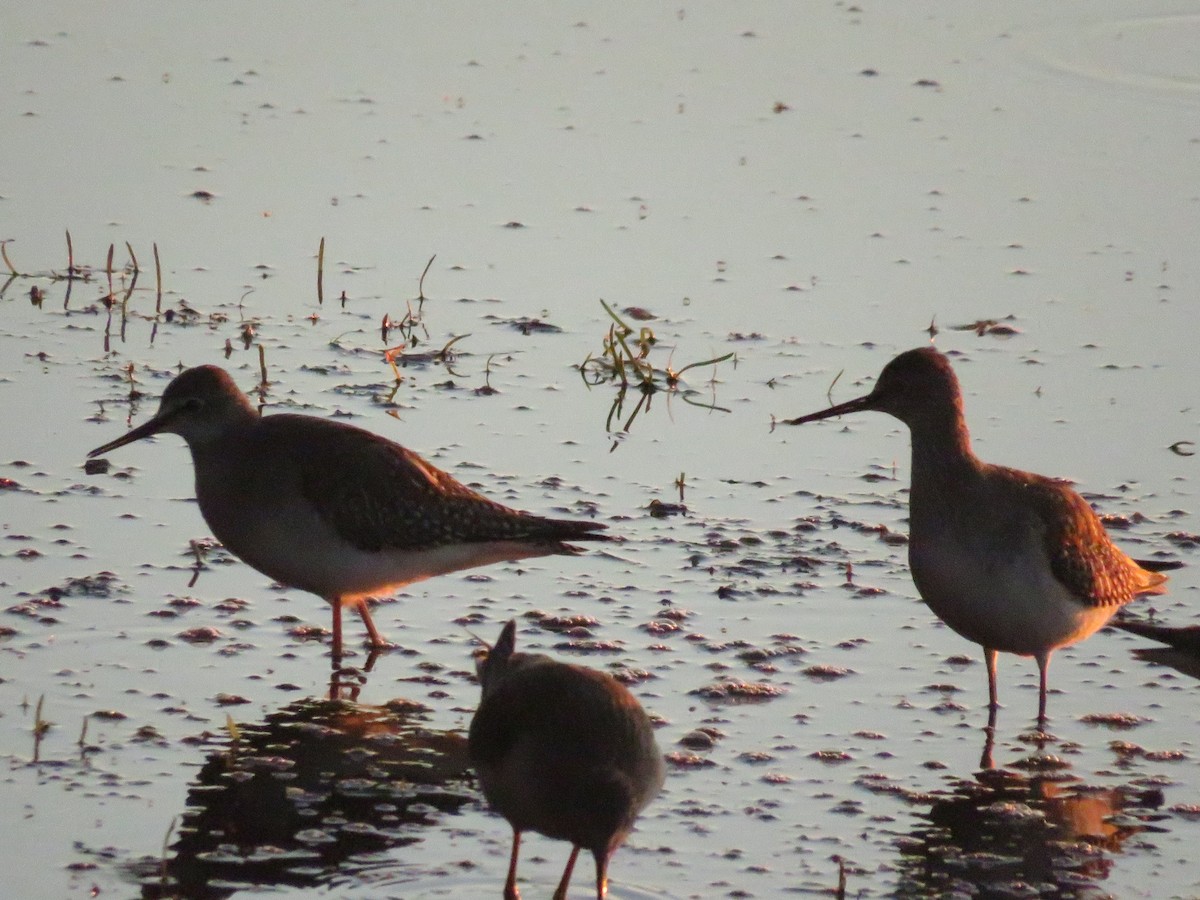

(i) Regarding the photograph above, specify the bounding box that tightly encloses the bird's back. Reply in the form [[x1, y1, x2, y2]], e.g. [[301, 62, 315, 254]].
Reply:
[[469, 658, 663, 854], [191, 412, 607, 554]]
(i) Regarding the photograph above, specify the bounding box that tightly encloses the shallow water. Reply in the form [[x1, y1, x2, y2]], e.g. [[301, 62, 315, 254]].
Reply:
[[2, 2, 1198, 898]]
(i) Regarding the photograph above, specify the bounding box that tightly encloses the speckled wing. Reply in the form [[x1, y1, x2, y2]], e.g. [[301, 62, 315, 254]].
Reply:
[[1011, 469, 1168, 607], [287, 417, 606, 553]]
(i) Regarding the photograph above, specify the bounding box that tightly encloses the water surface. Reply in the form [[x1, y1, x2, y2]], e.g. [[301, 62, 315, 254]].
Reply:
[[1, 3, 1198, 897]]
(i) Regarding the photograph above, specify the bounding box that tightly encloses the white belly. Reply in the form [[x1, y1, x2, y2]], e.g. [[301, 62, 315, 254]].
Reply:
[[910, 538, 1117, 657], [201, 496, 555, 603]]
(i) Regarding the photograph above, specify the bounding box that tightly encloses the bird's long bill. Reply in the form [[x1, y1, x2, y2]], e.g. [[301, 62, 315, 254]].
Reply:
[[87, 414, 170, 458], [781, 393, 875, 426]]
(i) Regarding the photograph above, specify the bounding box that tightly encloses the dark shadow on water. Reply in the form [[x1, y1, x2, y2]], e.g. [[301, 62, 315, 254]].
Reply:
[[894, 766, 1167, 896], [129, 696, 473, 899], [1111, 618, 1200, 681]]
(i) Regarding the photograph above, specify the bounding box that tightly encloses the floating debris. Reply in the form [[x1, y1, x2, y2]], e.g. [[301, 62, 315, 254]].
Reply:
[[664, 751, 717, 769], [1079, 712, 1149, 730], [690, 679, 786, 702], [177, 626, 222, 644], [951, 315, 1021, 337], [801, 664, 855, 681]]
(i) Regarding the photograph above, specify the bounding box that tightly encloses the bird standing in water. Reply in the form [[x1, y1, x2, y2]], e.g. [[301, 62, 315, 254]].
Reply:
[[784, 347, 1169, 726], [88, 366, 609, 658], [469, 620, 664, 900]]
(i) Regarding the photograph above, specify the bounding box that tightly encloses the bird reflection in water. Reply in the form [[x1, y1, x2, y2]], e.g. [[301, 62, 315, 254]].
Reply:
[[329, 650, 382, 702], [894, 766, 1165, 896], [136, 697, 472, 899]]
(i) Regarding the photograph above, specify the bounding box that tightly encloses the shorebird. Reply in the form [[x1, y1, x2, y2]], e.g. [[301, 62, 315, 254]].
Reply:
[[784, 346, 1170, 725], [469, 620, 664, 900], [87, 365, 609, 658]]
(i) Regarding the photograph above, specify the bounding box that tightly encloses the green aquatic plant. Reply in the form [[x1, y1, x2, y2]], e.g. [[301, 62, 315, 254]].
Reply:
[[579, 299, 734, 444]]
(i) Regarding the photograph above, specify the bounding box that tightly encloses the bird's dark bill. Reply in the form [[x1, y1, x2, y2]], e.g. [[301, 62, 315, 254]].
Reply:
[[782, 393, 875, 426], [87, 414, 170, 458]]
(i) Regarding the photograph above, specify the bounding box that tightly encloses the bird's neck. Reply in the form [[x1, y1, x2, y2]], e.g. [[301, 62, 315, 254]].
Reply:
[[907, 406, 981, 512], [183, 407, 260, 459]]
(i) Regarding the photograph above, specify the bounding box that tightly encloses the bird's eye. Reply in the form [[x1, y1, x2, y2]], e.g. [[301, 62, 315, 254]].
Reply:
[[182, 397, 203, 412]]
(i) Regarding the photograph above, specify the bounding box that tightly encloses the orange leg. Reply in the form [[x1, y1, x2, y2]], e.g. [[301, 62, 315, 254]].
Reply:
[[592, 849, 611, 900], [983, 646, 999, 728], [504, 828, 522, 900], [552, 845, 581, 900], [356, 598, 386, 648], [330, 600, 343, 660], [1035, 651, 1051, 728]]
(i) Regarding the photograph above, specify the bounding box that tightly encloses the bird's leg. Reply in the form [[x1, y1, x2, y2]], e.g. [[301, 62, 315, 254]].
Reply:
[[504, 829, 522, 900], [1035, 651, 1051, 729], [331, 599, 344, 661], [983, 646, 999, 725], [356, 599, 386, 648], [552, 845, 581, 900], [592, 849, 611, 900]]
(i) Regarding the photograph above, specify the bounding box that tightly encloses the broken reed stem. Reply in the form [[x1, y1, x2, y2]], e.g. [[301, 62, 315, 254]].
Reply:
[[384, 346, 402, 383], [187, 539, 205, 588], [621, 389, 651, 432], [125, 241, 139, 274], [160, 816, 177, 889], [153, 242, 162, 313], [105, 243, 115, 296], [122, 255, 139, 310], [598, 297, 633, 336], [826, 369, 843, 405], [1, 241, 17, 276], [257, 344, 268, 386], [436, 333, 468, 360], [604, 384, 627, 433], [317, 236, 325, 305], [418, 253, 436, 302], [32, 694, 49, 764], [66, 229, 74, 276]]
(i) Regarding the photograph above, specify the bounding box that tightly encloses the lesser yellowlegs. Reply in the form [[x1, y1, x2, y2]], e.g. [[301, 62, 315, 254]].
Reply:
[[784, 347, 1169, 725], [88, 366, 610, 658]]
